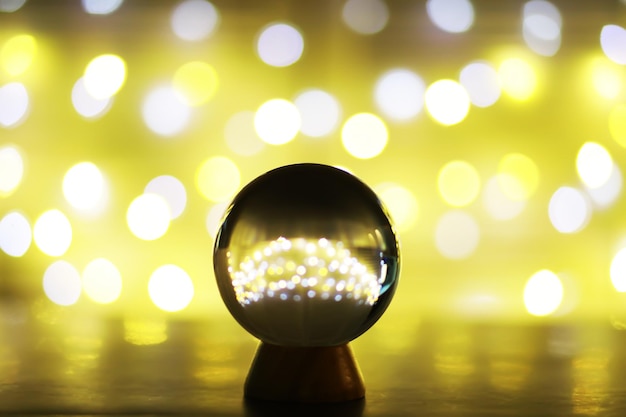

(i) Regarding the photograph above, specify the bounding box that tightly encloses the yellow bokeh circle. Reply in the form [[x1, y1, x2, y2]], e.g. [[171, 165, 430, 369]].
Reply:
[[437, 160, 481, 207], [196, 156, 241, 202]]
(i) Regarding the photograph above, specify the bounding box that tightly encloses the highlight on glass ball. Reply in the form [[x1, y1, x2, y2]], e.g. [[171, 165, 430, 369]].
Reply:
[[213, 163, 400, 347]]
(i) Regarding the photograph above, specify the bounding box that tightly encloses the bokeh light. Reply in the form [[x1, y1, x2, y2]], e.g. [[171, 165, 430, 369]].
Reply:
[[1, 34, 36, 76], [224, 111, 265, 156], [83, 54, 127, 100], [498, 58, 537, 101], [524, 269, 563, 317], [0, 0, 26, 12], [342, 0, 389, 35], [205, 202, 228, 239], [171, 0, 220, 42], [142, 85, 191, 137], [437, 160, 480, 207], [576, 142, 613, 189], [374, 68, 426, 121], [482, 176, 526, 221], [33, 209, 73, 257], [256, 23, 304, 67], [294, 89, 342, 137], [522, 1, 562, 57], [0, 82, 29, 127], [609, 104, 626, 147], [600, 24, 626, 65], [590, 57, 622, 100], [611, 248, 626, 292], [254, 98, 301, 145], [144, 175, 187, 220], [82, 0, 123, 15], [195, 156, 240, 202], [497, 153, 540, 200], [341, 113, 388, 159], [148, 264, 195, 312], [586, 163, 622, 209], [43, 261, 82, 307], [71, 77, 112, 119], [63, 162, 106, 212], [82, 258, 123, 304], [126, 194, 171, 241], [548, 186, 590, 234], [375, 183, 419, 232], [0, 211, 31, 257], [424, 79, 470, 125], [434, 210, 480, 260], [459, 61, 501, 108], [0, 144, 24, 196], [173, 61, 218, 106], [426, 0, 475, 33]]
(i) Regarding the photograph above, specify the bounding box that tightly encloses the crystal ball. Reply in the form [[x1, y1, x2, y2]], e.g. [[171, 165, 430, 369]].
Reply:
[[213, 163, 400, 346]]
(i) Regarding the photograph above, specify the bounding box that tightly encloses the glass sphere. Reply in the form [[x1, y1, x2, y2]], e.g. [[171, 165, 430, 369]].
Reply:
[[213, 163, 400, 346]]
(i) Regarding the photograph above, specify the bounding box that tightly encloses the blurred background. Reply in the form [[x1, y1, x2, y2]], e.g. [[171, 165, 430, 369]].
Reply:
[[1, 0, 626, 335]]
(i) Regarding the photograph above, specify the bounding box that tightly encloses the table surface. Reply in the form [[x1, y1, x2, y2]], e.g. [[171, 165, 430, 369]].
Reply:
[[2, 305, 626, 417]]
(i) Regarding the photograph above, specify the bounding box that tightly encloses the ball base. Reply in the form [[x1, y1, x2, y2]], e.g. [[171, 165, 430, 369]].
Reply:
[[244, 342, 365, 403]]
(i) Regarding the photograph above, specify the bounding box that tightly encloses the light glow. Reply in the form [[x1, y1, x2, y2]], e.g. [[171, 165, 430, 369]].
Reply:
[[600, 24, 626, 65], [72, 77, 112, 119], [33, 209, 72, 257], [424, 79, 470, 125], [0, 211, 31, 257], [196, 156, 241, 202], [499, 58, 537, 101], [82, 258, 123, 304], [437, 160, 480, 207], [126, 194, 171, 241], [171, 0, 220, 41], [375, 68, 426, 121], [294, 89, 341, 137], [225, 111, 265, 156], [63, 162, 106, 212], [522, 1, 562, 57], [256, 23, 304, 67], [0, 82, 29, 127], [342, 0, 389, 35], [148, 264, 195, 312], [434, 210, 480, 260], [459, 61, 501, 108], [82, 0, 123, 14], [173, 61, 218, 106], [144, 175, 187, 220], [1, 34, 36, 76], [254, 98, 301, 145], [83, 54, 126, 100], [142, 85, 191, 137], [524, 269, 563, 316], [497, 153, 540, 200], [591, 57, 622, 99], [341, 113, 388, 159], [426, 0, 474, 33], [482, 176, 526, 221], [548, 187, 590, 234], [611, 248, 626, 292], [576, 142, 613, 189], [43, 261, 82, 307], [0, 145, 24, 196]]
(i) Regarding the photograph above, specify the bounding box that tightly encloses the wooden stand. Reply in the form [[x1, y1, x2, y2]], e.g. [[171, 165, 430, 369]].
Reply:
[[244, 342, 365, 403]]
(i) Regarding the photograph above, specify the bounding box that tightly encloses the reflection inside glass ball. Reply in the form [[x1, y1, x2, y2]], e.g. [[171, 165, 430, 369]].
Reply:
[[213, 163, 400, 346], [228, 237, 385, 306]]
